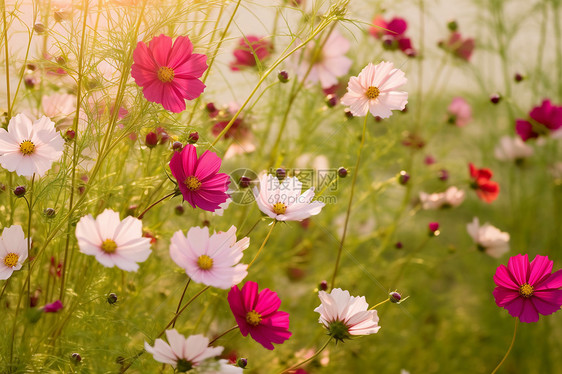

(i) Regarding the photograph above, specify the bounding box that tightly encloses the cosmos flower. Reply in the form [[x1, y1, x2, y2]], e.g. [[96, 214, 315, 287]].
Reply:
[[0, 225, 29, 280], [493, 254, 562, 323], [419, 186, 465, 210], [131, 34, 207, 113], [468, 163, 499, 203], [296, 30, 352, 89], [169, 144, 230, 212], [169, 226, 249, 289], [494, 136, 533, 162], [314, 288, 380, 342], [253, 174, 324, 221], [515, 99, 562, 141], [145, 330, 224, 371], [466, 217, 510, 258], [0, 113, 64, 177], [340, 61, 408, 118], [227, 281, 292, 350], [369, 16, 416, 56], [230, 35, 272, 71], [41, 92, 76, 129], [439, 31, 475, 61], [75, 209, 152, 271], [447, 97, 472, 127], [43, 300, 64, 313]]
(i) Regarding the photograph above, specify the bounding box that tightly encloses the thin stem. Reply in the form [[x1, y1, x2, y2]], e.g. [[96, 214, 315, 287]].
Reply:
[[491, 319, 518, 374], [330, 114, 369, 290], [137, 192, 176, 220], [2, 0, 11, 119], [25, 175, 35, 305], [242, 218, 261, 237], [171, 278, 191, 328], [278, 337, 332, 374], [248, 221, 277, 268], [0, 278, 9, 304], [208, 325, 239, 346], [369, 298, 390, 310], [390, 236, 431, 287]]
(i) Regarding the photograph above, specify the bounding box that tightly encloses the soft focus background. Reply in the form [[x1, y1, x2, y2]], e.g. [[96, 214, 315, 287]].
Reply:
[[1, 0, 561, 373]]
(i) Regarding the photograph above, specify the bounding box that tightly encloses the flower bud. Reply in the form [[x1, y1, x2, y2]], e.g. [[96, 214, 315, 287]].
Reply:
[[276, 168, 286, 180], [43, 208, 56, 218], [107, 293, 118, 304], [237, 358, 248, 368], [447, 19, 458, 31], [24, 75, 38, 89], [172, 141, 183, 151], [278, 70, 289, 83], [398, 171, 410, 185], [395, 241, 403, 249], [319, 280, 328, 291], [14, 185, 26, 197], [344, 108, 353, 119], [174, 205, 184, 215], [33, 22, 46, 34], [490, 93, 501, 104], [206, 102, 217, 113], [389, 291, 402, 303], [514, 73, 524, 83], [338, 167, 348, 178], [65, 129, 76, 141], [71, 353, 82, 364], [145, 132, 158, 148], [429, 222, 440, 236], [325, 94, 338, 108], [239, 176, 252, 188], [187, 132, 199, 144], [438, 169, 449, 181]]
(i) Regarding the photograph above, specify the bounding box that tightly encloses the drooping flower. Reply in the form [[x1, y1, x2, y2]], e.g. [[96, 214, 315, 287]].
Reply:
[[340, 61, 408, 118], [0, 225, 29, 280], [419, 186, 465, 210], [494, 136, 534, 162], [75, 209, 152, 271], [253, 174, 324, 221], [169, 144, 230, 212], [131, 34, 207, 113], [439, 31, 475, 61], [447, 97, 472, 126], [0, 113, 64, 177], [369, 16, 416, 57], [466, 217, 510, 258], [493, 254, 562, 323], [314, 288, 380, 342], [144, 330, 224, 371], [230, 36, 272, 71], [468, 163, 499, 203], [227, 281, 292, 350], [170, 226, 249, 289], [296, 30, 352, 89], [515, 99, 562, 141]]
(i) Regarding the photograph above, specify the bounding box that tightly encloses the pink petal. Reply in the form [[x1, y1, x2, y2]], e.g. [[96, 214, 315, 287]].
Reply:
[[493, 286, 520, 307], [519, 298, 540, 323], [174, 53, 207, 79], [507, 254, 530, 285], [194, 150, 222, 181], [493, 264, 519, 290], [535, 269, 562, 290], [528, 255, 553, 286], [255, 288, 282, 316], [148, 34, 172, 67], [167, 35, 194, 69]]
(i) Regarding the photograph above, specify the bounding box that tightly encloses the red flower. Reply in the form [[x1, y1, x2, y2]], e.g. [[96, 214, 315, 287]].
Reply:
[[230, 36, 272, 71], [469, 163, 499, 203], [440, 32, 475, 61]]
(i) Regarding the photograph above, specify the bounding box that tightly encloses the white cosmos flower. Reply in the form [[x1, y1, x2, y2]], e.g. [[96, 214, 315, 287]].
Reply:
[[170, 226, 249, 289], [419, 186, 465, 210], [494, 135, 534, 162], [466, 217, 510, 258], [42, 93, 76, 129], [0, 113, 64, 177], [144, 330, 224, 371], [253, 174, 325, 221], [341, 61, 408, 118], [75, 209, 152, 271], [0, 225, 29, 280], [314, 288, 380, 341]]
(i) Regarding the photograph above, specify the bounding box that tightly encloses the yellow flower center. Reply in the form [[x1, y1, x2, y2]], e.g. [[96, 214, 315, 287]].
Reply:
[[272, 202, 287, 215], [519, 283, 534, 298], [197, 255, 213, 270], [20, 140, 36, 155], [246, 310, 262, 326], [365, 86, 380, 100], [101, 239, 118, 254], [157, 66, 175, 83], [3, 253, 19, 267], [184, 176, 202, 191]]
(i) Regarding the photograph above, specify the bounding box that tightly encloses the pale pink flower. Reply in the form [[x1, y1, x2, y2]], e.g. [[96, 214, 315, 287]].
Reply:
[[0, 225, 28, 280], [0, 114, 64, 177], [41, 93, 76, 129], [494, 136, 534, 162], [253, 174, 324, 221], [419, 186, 465, 210], [296, 30, 352, 89], [75, 209, 152, 271], [169, 226, 249, 289], [341, 62, 408, 118], [467, 217, 510, 258], [447, 97, 472, 127]]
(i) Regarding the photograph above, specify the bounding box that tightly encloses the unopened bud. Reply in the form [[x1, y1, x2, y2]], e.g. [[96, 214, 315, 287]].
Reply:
[[14, 186, 26, 197], [175, 205, 185, 215], [490, 93, 501, 104], [325, 94, 337, 108], [398, 171, 410, 185], [447, 19, 458, 32], [188, 132, 199, 144], [237, 358, 248, 368], [44, 208, 56, 218], [71, 353, 82, 364], [319, 280, 328, 291], [275, 168, 286, 180], [172, 141, 183, 151], [338, 167, 348, 178], [239, 176, 252, 188], [389, 291, 402, 303], [107, 293, 118, 305], [33, 22, 46, 34], [145, 132, 158, 148], [278, 70, 289, 83]]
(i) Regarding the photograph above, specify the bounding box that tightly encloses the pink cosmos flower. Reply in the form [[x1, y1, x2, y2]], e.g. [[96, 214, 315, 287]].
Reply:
[[43, 300, 64, 313], [493, 254, 562, 323], [369, 16, 416, 57], [515, 99, 562, 141], [296, 30, 352, 89], [227, 281, 292, 350], [230, 36, 272, 71], [440, 32, 475, 61], [447, 97, 472, 127], [169, 144, 230, 212], [341, 62, 408, 118], [131, 34, 207, 113]]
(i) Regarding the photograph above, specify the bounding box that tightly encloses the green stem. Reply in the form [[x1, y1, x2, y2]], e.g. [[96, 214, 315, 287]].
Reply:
[[369, 298, 390, 310], [171, 278, 190, 328], [491, 319, 518, 374], [25, 174, 35, 305], [330, 114, 368, 290], [248, 221, 276, 268], [278, 337, 332, 374], [2, 0, 11, 119], [137, 191, 176, 220], [208, 325, 239, 346]]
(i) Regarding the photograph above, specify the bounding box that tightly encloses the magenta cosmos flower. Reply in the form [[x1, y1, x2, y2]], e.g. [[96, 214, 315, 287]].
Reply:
[[169, 144, 230, 212], [230, 36, 272, 71], [131, 34, 207, 113], [227, 281, 292, 350], [515, 99, 562, 141], [493, 254, 562, 323]]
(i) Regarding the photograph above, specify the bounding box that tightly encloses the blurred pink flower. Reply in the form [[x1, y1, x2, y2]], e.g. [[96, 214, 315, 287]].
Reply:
[[43, 300, 63, 313], [230, 36, 272, 71], [493, 254, 562, 323], [467, 217, 510, 258], [169, 144, 230, 212], [440, 32, 475, 61], [131, 34, 207, 113], [341, 61, 408, 118], [494, 136, 533, 162], [515, 99, 562, 141], [227, 281, 292, 350], [296, 30, 352, 89], [447, 97, 472, 126], [369, 16, 416, 56]]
